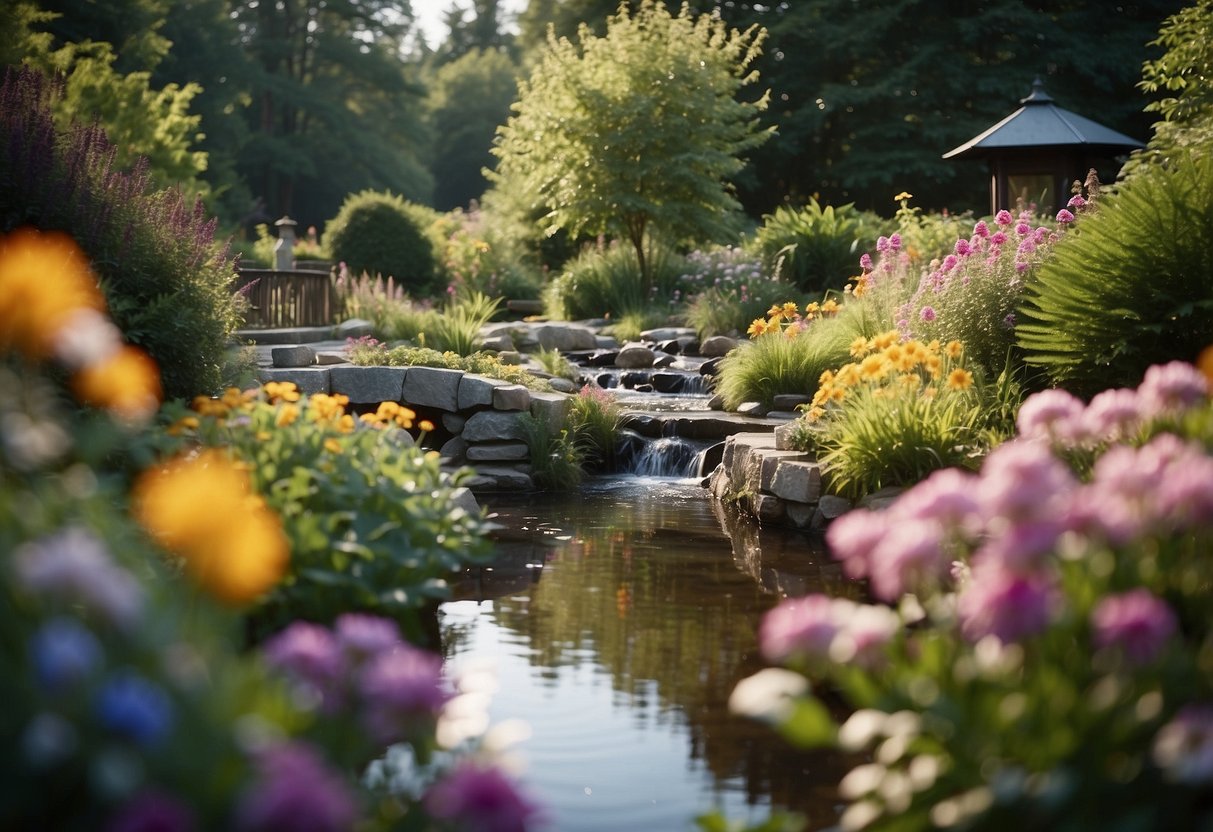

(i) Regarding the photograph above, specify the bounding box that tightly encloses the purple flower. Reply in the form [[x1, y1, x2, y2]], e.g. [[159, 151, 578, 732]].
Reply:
[[973, 220, 990, 238], [876, 235, 890, 253], [1015, 221, 1031, 236], [262, 622, 346, 710], [888, 233, 902, 252], [359, 646, 450, 744], [955, 238, 972, 256], [1055, 208, 1075, 224], [425, 762, 541, 832], [1091, 589, 1177, 665], [31, 617, 102, 693], [1017, 237, 1037, 255], [990, 230, 1008, 246], [12, 527, 144, 628], [1153, 705, 1213, 783], [859, 252, 873, 271], [995, 210, 1013, 226], [958, 561, 1057, 643], [1067, 194, 1087, 209], [334, 613, 401, 660], [1016, 388, 1085, 445], [919, 306, 936, 322], [760, 594, 845, 662], [95, 671, 174, 747], [106, 790, 196, 832], [867, 519, 950, 602], [237, 742, 360, 832], [1082, 388, 1142, 442], [1137, 361, 1209, 417], [825, 509, 891, 580]]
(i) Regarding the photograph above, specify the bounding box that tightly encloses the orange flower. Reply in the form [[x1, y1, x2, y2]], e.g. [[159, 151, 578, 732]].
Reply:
[[0, 227, 106, 360], [747, 318, 769, 338], [849, 336, 871, 357], [419, 419, 435, 432], [133, 449, 289, 606], [820, 299, 840, 315], [859, 354, 888, 382], [945, 340, 964, 360], [263, 381, 301, 403], [275, 403, 300, 427], [947, 368, 974, 391], [70, 345, 162, 422]]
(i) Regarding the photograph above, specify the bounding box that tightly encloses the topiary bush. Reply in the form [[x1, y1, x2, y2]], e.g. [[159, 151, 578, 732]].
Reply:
[[752, 198, 879, 293], [324, 190, 439, 297], [0, 66, 240, 400], [1017, 153, 1213, 397]]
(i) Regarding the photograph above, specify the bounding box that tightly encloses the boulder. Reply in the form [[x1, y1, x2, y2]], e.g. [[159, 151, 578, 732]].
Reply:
[[330, 366, 407, 403], [529, 390, 571, 431], [549, 377, 579, 394], [467, 441, 530, 462], [493, 385, 532, 412], [448, 486, 481, 517], [770, 460, 823, 504], [640, 326, 696, 342], [442, 412, 466, 434], [737, 401, 767, 417], [459, 375, 512, 410], [440, 435, 469, 464], [462, 410, 526, 442], [402, 366, 463, 411], [615, 343, 656, 369], [534, 324, 598, 351], [271, 345, 315, 368], [773, 393, 812, 411], [699, 335, 739, 357]]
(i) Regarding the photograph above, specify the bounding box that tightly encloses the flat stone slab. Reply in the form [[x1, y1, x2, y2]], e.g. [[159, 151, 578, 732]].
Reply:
[[271, 345, 315, 368], [493, 384, 531, 412], [528, 390, 571, 430], [403, 366, 463, 411], [463, 465, 534, 491], [463, 410, 526, 442], [770, 459, 822, 504], [329, 366, 406, 403], [467, 441, 530, 462]]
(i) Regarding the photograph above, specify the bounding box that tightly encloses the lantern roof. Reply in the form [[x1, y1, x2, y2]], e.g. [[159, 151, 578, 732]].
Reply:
[[943, 78, 1143, 160]]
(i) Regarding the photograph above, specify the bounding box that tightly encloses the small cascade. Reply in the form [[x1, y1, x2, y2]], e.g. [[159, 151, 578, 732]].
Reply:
[[621, 435, 709, 478]]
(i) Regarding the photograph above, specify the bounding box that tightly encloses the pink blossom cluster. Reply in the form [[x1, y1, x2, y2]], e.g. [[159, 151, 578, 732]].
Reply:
[[759, 594, 899, 667], [262, 613, 449, 743]]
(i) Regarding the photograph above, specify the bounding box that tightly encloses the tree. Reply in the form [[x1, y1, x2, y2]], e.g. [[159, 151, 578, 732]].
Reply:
[[425, 47, 519, 210], [435, 0, 514, 65], [490, 1, 772, 288]]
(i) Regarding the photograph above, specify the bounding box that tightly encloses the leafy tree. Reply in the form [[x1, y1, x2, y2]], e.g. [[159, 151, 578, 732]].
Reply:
[[435, 0, 514, 65], [425, 47, 519, 210], [491, 0, 772, 289]]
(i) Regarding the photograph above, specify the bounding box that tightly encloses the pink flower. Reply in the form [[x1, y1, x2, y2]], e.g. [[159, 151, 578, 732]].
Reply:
[[978, 440, 1077, 524], [1016, 388, 1085, 445], [876, 235, 890, 253], [825, 509, 891, 580], [892, 467, 982, 534], [919, 305, 936, 322], [995, 210, 1013, 226], [1067, 194, 1087, 209], [262, 622, 347, 711], [859, 252, 873, 271], [1017, 237, 1037, 256], [888, 233, 902, 252], [334, 613, 401, 660], [990, 230, 1008, 246], [1082, 387, 1143, 442], [1056, 208, 1075, 223], [425, 763, 542, 832], [867, 519, 950, 602], [955, 238, 972, 256], [1137, 361, 1209, 417], [760, 595, 846, 662], [1091, 589, 1177, 665], [941, 254, 959, 272], [973, 220, 990, 238], [1153, 705, 1213, 783], [237, 742, 360, 832], [958, 562, 1058, 643], [1015, 221, 1031, 236]]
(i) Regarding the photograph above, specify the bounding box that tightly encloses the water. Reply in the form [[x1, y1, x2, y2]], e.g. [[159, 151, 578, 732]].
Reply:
[[440, 477, 860, 831]]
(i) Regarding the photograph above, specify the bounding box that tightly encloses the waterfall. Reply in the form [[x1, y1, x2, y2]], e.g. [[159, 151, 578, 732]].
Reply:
[[621, 436, 709, 478]]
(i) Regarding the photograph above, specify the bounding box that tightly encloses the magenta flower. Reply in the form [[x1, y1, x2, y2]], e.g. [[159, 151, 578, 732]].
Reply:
[[1137, 361, 1209, 417], [954, 238, 972, 256], [1153, 705, 1213, 783], [1016, 388, 1085, 445], [1015, 221, 1031, 236], [888, 233, 902, 252], [106, 790, 196, 832], [941, 254, 959, 272], [892, 467, 981, 533], [760, 594, 845, 662], [876, 235, 890, 253], [1017, 237, 1037, 256], [919, 306, 936, 322], [958, 561, 1057, 643], [1155, 450, 1213, 528], [359, 646, 450, 744], [973, 220, 990, 238], [1091, 589, 1177, 665], [262, 622, 346, 710], [425, 762, 541, 832], [237, 742, 360, 832], [995, 209, 1013, 226], [1055, 208, 1075, 224], [976, 519, 1065, 572], [1082, 388, 1142, 442], [825, 509, 892, 580], [1067, 194, 1087, 209], [859, 252, 873, 271], [867, 519, 950, 602], [990, 230, 1008, 246], [978, 440, 1077, 524]]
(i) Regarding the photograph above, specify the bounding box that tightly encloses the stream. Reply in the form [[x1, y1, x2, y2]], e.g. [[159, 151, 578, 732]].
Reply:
[[440, 473, 860, 831]]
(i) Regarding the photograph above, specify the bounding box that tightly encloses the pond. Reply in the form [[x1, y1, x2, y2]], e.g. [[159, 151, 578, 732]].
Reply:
[[440, 475, 860, 831]]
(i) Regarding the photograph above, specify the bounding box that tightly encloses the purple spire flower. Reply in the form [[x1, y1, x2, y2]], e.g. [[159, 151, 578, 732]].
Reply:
[[359, 646, 450, 744], [888, 233, 902, 252], [876, 235, 890, 253], [95, 671, 174, 747], [425, 762, 541, 832], [859, 252, 873, 271], [237, 742, 360, 832], [1091, 589, 1177, 665]]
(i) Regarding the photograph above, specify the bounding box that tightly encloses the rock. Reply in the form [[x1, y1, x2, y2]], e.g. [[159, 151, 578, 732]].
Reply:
[[529, 390, 571, 431], [650, 372, 686, 394], [402, 366, 463, 411], [655, 339, 682, 355], [676, 336, 700, 355], [493, 385, 532, 412], [860, 486, 905, 511], [700, 335, 739, 357], [442, 412, 466, 434], [615, 343, 656, 369], [651, 353, 675, 368], [699, 357, 724, 377], [459, 375, 509, 409], [737, 401, 767, 417], [505, 299, 544, 315], [328, 366, 405, 403], [463, 466, 534, 491], [257, 367, 331, 395], [621, 371, 650, 389], [463, 410, 526, 442], [774, 421, 802, 450], [586, 349, 619, 367], [549, 377, 579, 394], [480, 334, 514, 352], [766, 411, 800, 421], [314, 351, 348, 366], [817, 494, 853, 520], [467, 441, 530, 462], [771, 460, 822, 504], [754, 494, 785, 524], [440, 435, 469, 464], [534, 324, 598, 351], [759, 451, 814, 492], [640, 326, 695, 342], [595, 334, 620, 349], [773, 393, 812, 410], [333, 318, 374, 339], [448, 486, 481, 517], [699, 441, 726, 478], [708, 393, 725, 410], [271, 345, 316, 368]]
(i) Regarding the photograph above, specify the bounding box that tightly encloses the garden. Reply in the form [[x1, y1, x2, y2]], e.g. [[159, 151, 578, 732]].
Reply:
[[4, 0, 1213, 830]]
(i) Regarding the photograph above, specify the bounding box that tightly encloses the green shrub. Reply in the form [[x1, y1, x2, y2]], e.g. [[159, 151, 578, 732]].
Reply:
[[0, 66, 241, 399], [752, 198, 878, 293], [517, 412, 584, 490], [679, 246, 793, 339], [325, 190, 439, 297], [534, 346, 579, 381], [1017, 153, 1213, 397], [427, 291, 501, 355], [543, 238, 687, 320], [432, 205, 545, 300], [334, 271, 439, 341], [567, 385, 622, 471]]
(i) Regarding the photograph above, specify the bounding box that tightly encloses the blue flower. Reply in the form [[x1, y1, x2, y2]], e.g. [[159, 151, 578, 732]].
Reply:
[[31, 617, 102, 692], [95, 671, 174, 747]]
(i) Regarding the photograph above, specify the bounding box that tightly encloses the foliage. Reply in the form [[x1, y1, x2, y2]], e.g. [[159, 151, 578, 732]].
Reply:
[[681, 246, 795, 339], [567, 384, 623, 471], [334, 271, 438, 342], [1123, 0, 1213, 177], [238, 222, 329, 269], [427, 291, 502, 355], [543, 238, 687, 321], [886, 192, 977, 265], [730, 358, 1213, 832], [431, 204, 545, 301], [517, 412, 585, 490], [491, 0, 772, 289], [325, 190, 439, 297], [752, 199, 878, 293], [715, 300, 852, 410], [0, 67, 241, 399], [1018, 153, 1213, 397], [789, 334, 1014, 498], [534, 346, 579, 381], [345, 340, 551, 391]]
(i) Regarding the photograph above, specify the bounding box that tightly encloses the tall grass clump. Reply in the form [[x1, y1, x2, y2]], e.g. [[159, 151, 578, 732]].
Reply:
[[752, 198, 879, 293], [518, 413, 584, 489], [334, 271, 438, 341], [0, 66, 240, 398], [543, 238, 687, 320], [715, 300, 853, 409], [1018, 153, 1213, 397], [325, 190, 439, 297], [568, 385, 622, 471], [680, 246, 793, 338], [426, 291, 500, 355]]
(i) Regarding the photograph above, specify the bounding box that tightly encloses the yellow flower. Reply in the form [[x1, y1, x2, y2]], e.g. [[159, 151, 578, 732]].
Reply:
[[836, 363, 862, 388], [945, 340, 964, 360], [883, 343, 904, 366], [894, 191, 913, 202], [851, 275, 871, 298], [263, 381, 301, 403], [820, 299, 840, 315], [419, 419, 435, 432], [747, 318, 769, 338], [818, 369, 836, 387], [872, 330, 900, 351], [167, 415, 200, 436], [0, 227, 107, 361], [70, 345, 162, 422], [804, 406, 826, 423], [192, 395, 229, 418], [927, 339, 941, 354], [859, 354, 888, 382], [780, 301, 799, 320], [133, 449, 289, 606], [898, 373, 922, 390], [947, 368, 974, 391], [337, 414, 356, 434], [804, 302, 820, 316], [324, 437, 343, 454], [275, 403, 300, 427], [783, 324, 799, 340], [811, 387, 830, 407], [767, 304, 783, 319], [849, 336, 870, 358], [925, 354, 942, 378]]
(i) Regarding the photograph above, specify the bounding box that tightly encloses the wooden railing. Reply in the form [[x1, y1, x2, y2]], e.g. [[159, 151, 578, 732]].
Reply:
[[234, 268, 337, 328]]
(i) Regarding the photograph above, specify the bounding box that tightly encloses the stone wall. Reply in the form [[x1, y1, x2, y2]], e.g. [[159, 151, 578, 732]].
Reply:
[[258, 363, 570, 491]]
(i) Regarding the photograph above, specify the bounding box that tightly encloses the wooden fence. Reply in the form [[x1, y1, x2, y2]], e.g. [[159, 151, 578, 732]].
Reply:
[[233, 268, 337, 329]]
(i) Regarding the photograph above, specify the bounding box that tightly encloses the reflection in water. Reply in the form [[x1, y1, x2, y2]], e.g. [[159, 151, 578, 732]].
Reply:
[[440, 478, 859, 831]]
